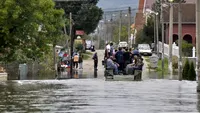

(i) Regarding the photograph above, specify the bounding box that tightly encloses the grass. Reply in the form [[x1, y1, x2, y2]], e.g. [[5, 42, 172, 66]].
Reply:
[[85, 51, 93, 55], [156, 58, 169, 76], [83, 54, 91, 60], [82, 51, 93, 60], [144, 56, 169, 77]]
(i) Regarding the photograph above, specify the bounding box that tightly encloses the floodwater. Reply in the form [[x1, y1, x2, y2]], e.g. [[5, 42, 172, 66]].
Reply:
[[0, 78, 199, 113]]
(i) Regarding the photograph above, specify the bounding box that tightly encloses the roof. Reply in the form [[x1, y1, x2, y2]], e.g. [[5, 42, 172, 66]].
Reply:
[[163, 4, 195, 23]]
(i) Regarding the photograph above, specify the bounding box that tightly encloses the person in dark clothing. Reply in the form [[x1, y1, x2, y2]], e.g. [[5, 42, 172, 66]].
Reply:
[[110, 42, 114, 56], [123, 48, 131, 68], [92, 52, 98, 70], [129, 48, 133, 63], [78, 53, 83, 69], [104, 49, 109, 59], [115, 47, 124, 72]]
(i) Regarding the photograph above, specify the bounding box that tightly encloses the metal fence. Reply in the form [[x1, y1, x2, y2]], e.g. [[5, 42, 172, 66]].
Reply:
[[0, 61, 46, 80]]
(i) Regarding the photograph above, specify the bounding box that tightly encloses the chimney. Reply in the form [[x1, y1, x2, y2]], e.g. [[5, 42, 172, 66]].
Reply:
[[138, 0, 145, 13]]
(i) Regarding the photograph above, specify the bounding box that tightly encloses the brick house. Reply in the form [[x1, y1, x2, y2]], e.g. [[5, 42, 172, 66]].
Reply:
[[135, 0, 196, 45], [164, 3, 195, 45]]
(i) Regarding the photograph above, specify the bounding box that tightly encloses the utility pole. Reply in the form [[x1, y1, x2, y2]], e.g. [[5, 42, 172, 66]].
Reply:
[[161, 0, 165, 78], [178, 2, 182, 81], [105, 15, 108, 43], [64, 23, 67, 46], [155, 3, 159, 55], [69, 12, 73, 76], [119, 10, 122, 44], [154, 15, 156, 52], [97, 24, 100, 49], [168, 2, 173, 77], [128, 7, 131, 48], [196, 0, 200, 92], [156, 14, 159, 55]]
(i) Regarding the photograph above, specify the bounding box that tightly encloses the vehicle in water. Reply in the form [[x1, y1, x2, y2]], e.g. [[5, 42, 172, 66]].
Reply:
[[138, 44, 152, 56], [85, 40, 92, 50], [118, 41, 128, 49]]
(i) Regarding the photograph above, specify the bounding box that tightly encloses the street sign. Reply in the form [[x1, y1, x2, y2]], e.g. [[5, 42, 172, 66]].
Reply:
[[76, 30, 84, 35]]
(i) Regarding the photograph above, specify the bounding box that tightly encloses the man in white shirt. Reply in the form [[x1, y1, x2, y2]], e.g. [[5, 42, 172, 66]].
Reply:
[[106, 43, 111, 53]]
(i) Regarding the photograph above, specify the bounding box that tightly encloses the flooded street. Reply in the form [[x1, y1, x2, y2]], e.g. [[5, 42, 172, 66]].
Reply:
[[1, 50, 199, 113], [0, 79, 199, 113]]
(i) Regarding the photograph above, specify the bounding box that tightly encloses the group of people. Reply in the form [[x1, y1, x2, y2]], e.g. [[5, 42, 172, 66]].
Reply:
[[104, 42, 144, 75]]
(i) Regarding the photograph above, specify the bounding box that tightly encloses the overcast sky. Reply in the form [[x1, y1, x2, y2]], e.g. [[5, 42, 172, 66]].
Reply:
[[97, 0, 139, 10]]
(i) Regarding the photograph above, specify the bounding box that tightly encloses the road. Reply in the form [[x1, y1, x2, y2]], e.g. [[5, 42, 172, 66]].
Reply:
[[0, 50, 197, 113], [82, 50, 150, 80]]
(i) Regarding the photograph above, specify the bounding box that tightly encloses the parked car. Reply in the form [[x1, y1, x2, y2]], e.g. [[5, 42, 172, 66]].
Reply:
[[138, 44, 152, 56], [118, 41, 128, 49]]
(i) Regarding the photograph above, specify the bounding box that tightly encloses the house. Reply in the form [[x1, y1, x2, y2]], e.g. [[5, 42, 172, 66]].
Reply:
[[164, 3, 195, 45], [135, 0, 196, 45]]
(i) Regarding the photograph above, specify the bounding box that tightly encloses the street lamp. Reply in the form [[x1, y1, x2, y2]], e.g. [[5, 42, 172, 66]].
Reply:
[[145, 9, 159, 55]]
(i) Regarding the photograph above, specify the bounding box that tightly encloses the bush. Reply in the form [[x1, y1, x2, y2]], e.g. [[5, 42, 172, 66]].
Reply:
[[76, 43, 83, 52], [172, 56, 178, 69], [182, 58, 190, 80], [188, 61, 196, 81], [182, 40, 193, 57]]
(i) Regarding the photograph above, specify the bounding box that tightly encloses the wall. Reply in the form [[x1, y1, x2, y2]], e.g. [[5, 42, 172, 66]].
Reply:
[[165, 24, 196, 45]]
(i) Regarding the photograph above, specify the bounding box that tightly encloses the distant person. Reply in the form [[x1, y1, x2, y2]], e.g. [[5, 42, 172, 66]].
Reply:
[[115, 47, 124, 72], [92, 52, 98, 70], [110, 42, 114, 56], [125, 55, 144, 75], [133, 48, 139, 56], [73, 53, 79, 69], [123, 48, 131, 67], [78, 53, 83, 69], [106, 43, 111, 55], [106, 56, 119, 75], [91, 45, 95, 52], [129, 48, 133, 63], [104, 49, 109, 60]]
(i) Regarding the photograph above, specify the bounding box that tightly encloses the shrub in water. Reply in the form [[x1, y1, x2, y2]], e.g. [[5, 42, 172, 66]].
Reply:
[[188, 62, 196, 81], [172, 56, 178, 69], [182, 59, 190, 80]]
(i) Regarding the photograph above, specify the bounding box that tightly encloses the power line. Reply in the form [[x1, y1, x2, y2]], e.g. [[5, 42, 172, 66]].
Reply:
[[102, 6, 137, 11], [103, 7, 149, 14]]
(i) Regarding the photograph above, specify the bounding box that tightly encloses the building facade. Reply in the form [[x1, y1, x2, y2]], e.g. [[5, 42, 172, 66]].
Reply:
[[135, 0, 196, 45]]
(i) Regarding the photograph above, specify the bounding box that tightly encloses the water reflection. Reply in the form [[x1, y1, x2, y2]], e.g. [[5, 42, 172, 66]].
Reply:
[[198, 93, 200, 112], [0, 80, 198, 112], [94, 70, 98, 78]]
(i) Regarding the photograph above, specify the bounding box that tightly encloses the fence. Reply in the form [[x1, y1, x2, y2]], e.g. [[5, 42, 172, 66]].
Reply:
[[158, 41, 196, 58], [0, 61, 55, 80]]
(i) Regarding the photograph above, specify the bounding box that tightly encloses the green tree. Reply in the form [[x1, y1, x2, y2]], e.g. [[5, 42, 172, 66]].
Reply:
[[188, 61, 196, 81], [135, 16, 154, 44], [55, 0, 103, 34], [182, 59, 190, 80], [113, 25, 128, 43], [0, 0, 65, 62]]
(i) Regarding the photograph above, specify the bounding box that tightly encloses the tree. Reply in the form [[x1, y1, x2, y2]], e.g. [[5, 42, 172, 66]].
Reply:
[[182, 59, 190, 80], [181, 40, 193, 57], [55, 0, 103, 35], [112, 25, 128, 43], [135, 15, 154, 44], [188, 61, 196, 81], [0, 0, 65, 62]]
